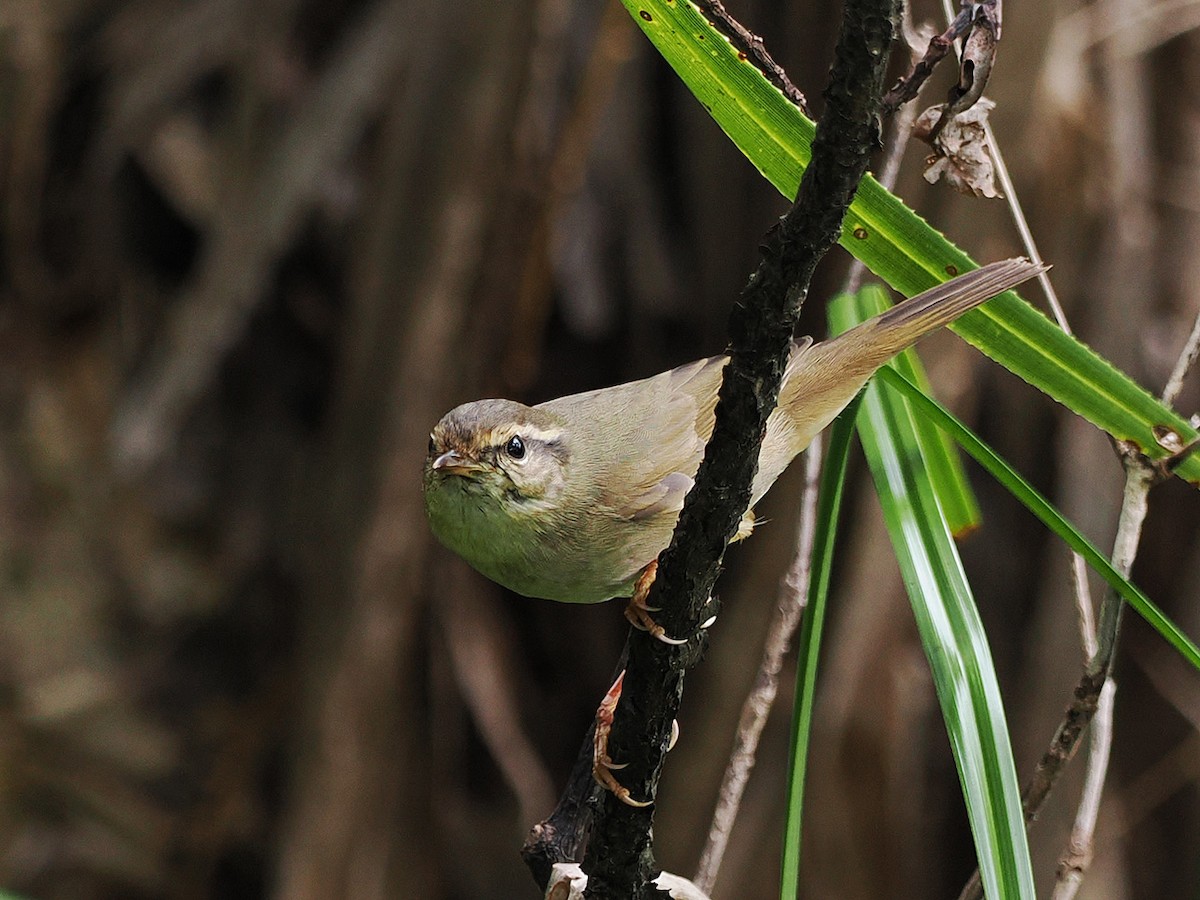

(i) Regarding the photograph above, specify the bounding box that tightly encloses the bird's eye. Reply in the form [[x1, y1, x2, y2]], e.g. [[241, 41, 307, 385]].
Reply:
[[428, 433, 436, 455], [505, 435, 526, 459]]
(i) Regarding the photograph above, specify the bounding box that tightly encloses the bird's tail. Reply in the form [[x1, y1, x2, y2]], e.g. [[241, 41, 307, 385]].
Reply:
[[857, 257, 1046, 359], [794, 257, 1044, 383], [770, 257, 1044, 472]]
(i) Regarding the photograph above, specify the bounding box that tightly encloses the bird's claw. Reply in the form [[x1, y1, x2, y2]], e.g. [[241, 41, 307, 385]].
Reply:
[[623, 560, 687, 645], [624, 602, 688, 645], [594, 761, 653, 808], [591, 670, 680, 807]]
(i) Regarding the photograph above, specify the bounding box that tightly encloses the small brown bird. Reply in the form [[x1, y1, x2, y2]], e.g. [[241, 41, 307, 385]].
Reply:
[[423, 258, 1041, 614]]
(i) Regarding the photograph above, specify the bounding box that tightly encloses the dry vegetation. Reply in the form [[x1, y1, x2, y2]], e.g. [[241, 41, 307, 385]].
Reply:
[[0, 0, 1197, 898]]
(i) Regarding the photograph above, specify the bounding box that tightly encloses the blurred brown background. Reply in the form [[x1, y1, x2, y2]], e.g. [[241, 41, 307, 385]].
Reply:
[[1, 0, 1198, 897]]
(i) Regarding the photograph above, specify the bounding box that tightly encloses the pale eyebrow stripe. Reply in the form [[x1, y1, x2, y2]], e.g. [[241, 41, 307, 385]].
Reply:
[[483, 424, 565, 445], [512, 424, 566, 443], [484, 425, 570, 465]]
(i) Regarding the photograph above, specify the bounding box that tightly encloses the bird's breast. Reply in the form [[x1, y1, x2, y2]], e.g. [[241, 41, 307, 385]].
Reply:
[[424, 477, 648, 604]]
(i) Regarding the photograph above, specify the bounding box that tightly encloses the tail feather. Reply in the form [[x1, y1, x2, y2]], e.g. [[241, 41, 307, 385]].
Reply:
[[763, 257, 1045, 494], [854, 257, 1046, 359]]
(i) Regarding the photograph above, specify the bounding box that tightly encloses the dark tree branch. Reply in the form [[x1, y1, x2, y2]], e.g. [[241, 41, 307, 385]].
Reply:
[[522, 653, 628, 888], [881, 2, 974, 113], [520, 717, 600, 888], [580, 1, 900, 897], [693, 0, 810, 116], [881, 0, 1002, 124]]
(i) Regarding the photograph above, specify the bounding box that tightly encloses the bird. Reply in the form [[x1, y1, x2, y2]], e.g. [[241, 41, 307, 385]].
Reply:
[[423, 257, 1042, 806], [423, 258, 1041, 616]]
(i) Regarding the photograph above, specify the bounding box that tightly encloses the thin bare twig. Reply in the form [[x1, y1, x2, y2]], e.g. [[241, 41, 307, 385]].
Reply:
[[1161, 306, 1200, 407], [1049, 678, 1115, 900], [692, 438, 823, 894], [1069, 553, 1097, 662], [881, 1, 975, 113], [1043, 447, 1154, 900], [935, 0, 1069, 331], [693, 0, 809, 115], [985, 129, 1070, 330], [1090, 462, 1152, 672]]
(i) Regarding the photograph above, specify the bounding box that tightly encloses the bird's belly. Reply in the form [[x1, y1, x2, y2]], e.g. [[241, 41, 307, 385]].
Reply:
[[453, 529, 642, 605]]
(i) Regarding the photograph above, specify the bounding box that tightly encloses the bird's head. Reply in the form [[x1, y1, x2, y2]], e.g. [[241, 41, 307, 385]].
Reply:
[[423, 399, 571, 520]]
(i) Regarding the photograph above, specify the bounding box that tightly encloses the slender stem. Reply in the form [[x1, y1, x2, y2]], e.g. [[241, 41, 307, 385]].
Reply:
[[693, 0, 809, 115], [935, 0, 1069, 332], [1160, 306, 1200, 407], [986, 125, 1070, 331], [1090, 463, 1152, 676], [1049, 679, 1116, 900], [1045, 459, 1151, 900], [1069, 552, 1097, 662]]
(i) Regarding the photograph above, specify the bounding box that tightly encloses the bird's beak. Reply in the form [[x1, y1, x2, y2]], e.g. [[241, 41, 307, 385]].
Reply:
[[431, 449, 482, 477]]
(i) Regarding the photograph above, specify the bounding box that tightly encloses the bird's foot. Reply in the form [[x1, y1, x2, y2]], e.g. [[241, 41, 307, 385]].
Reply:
[[591, 670, 679, 808], [623, 560, 687, 645], [592, 671, 651, 807]]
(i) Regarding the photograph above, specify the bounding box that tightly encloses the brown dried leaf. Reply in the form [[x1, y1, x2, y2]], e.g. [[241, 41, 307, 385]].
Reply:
[[915, 98, 1001, 198]]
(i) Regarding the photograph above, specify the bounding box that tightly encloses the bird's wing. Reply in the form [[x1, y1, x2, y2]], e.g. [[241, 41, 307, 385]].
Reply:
[[621, 471, 695, 521], [539, 339, 812, 526], [603, 354, 726, 521], [609, 340, 822, 521]]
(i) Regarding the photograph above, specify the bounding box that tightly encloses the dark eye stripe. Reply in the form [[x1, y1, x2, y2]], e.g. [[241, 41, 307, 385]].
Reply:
[[489, 433, 570, 465], [543, 438, 569, 465]]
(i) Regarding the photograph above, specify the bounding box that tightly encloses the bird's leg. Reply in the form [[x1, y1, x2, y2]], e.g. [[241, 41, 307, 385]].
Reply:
[[592, 670, 651, 807], [623, 560, 687, 645]]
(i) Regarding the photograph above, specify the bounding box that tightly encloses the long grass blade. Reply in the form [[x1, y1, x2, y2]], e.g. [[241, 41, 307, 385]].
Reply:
[[834, 290, 1035, 900], [878, 365, 1200, 671], [779, 401, 859, 900]]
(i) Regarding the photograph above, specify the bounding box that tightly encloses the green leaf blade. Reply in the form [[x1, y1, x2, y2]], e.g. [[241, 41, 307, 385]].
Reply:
[[878, 365, 1200, 671], [617, 0, 1200, 486], [831, 292, 1035, 900], [780, 404, 859, 900]]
